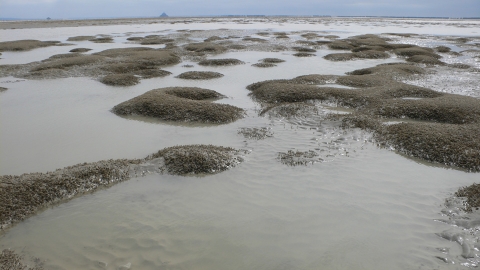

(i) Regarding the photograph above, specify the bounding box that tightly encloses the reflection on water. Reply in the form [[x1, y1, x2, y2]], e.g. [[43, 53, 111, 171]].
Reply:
[[1, 19, 480, 270]]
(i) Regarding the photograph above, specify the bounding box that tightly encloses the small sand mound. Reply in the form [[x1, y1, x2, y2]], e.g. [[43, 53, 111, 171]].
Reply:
[[435, 46, 451, 53], [126, 37, 144, 41], [291, 74, 339, 84], [394, 47, 441, 59], [293, 53, 316, 57], [242, 37, 267, 42], [261, 58, 285, 63], [406, 55, 446, 66], [175, 71, 224, 79], [198, 58, 244, 66], [292, 47, 316, 52], [89, 37, 114, 43], [112, 87, 244, 124], [69, 48, 92, 53], [449, 63, 472, 69], [67, 35, 95, 41], [327, 41, 354, 50], [149, 145, 244, 175], [184, 42, 227, 53], [205, 36, 223, 42], [323, 53, 356, 61], [140, 38, 175, 45], [252, 63, 276, 68], [100, 74, 140, 86], [0, 87, 7, 92], [0, 39, 61, 52]]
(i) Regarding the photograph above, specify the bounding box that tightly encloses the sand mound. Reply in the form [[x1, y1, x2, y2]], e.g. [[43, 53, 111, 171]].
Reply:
[[435, 46, 451, 53], [198, 58, 244, 66], [175, 71, 224, 79], [69, 48, 92, 53], [149, 145, 243, 175], [252, 63, 276, 68], [292, 47, 316, 52], [336, 75, 392, 87], [324, 51, 389, 61], [31, 55, 105, 71], [89, 37, 114, 43], [394, 47, 441, 59], [0, 39, 61, 52], [112, 87, 244, 124], [327, 41, 354, 50], [242, 37, 267, 42], [406, 55, 446, 65], [0, 159, 137, 228], [100, 74, 140, 86], [184, 42, 227, 53], [0, 87, 7, 92], [261, 58, 285, 63], [347, 63, 425, 78], [140, 38, 175, 45], [67, 35, 95, 41], [323, 53, 356, 61], [293, 53, 316, 57]]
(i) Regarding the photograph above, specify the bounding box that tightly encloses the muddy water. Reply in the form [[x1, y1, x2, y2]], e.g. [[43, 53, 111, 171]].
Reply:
[[1, 19, 480, 269]]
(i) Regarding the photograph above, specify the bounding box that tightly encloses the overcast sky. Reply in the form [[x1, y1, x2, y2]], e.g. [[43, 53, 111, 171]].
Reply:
[[1, 0, 479, 19]]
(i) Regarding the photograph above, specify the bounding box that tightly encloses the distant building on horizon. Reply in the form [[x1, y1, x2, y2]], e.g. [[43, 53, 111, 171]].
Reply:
[[160, 12, 168, 18]]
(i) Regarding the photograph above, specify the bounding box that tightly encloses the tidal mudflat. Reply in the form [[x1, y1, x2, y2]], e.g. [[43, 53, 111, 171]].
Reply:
[[1, 17, 480, 269]]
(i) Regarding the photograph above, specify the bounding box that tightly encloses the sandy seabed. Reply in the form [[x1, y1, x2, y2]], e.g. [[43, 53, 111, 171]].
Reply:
[[1, 16, 480, 270]]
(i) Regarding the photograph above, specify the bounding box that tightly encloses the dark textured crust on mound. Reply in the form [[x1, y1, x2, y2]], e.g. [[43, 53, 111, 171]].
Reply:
[[149, 145, 241, 175], [0, 39, 61, 51], [347, 63, 425, 77], [184, 42, 227, 53], [0, 249, 43, 270], [252, 63, 276, 68], [175, 71, 224, 80], [393, 47, 441, 59], [31, 55, 105, 71], [0, 159, 137, 228], [100, 74, 140, 86], [455, 183, 480, 212], [69, 48, 92, 53], [382, 123, 480, 172], [324, 50, 390, 61], [112, 87, 244, 124], [261, 58, 285, 63], [293, 53, 316, 57], [198, 58, 244, 66], [406, 55, 446, 66], [67, 35, 95, 41]]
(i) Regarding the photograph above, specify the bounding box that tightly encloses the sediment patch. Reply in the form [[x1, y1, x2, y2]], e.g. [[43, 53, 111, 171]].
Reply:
[[252, 63, 276, 68], [112, 87, 244, 124], [69, 48, 92, 53], [0, 249, 43, 270], [184, 42, 227, 53], [175, 71, 224, 79], [0, 87, 7, 92], [67, 36, 95, 41], [455, 183, 480, 212], [238, 127, 273, 139], [278, 150, 322, 166]]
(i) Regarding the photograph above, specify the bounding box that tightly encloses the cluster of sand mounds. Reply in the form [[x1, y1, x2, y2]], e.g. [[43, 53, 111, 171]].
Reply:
[[247, 63, 480, 171], [1, 47, 180, 81], [175, 71, 224, 79], [0, 39, 63, 52], [0, 249, 43, 270], [198, 58, 244, 66], [112, 87, 244, 124], [148, 145, 244, 175]]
